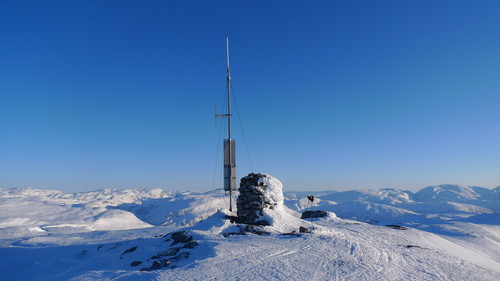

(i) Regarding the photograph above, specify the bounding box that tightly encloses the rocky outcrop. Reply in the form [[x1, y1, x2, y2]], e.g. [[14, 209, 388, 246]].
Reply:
[[301, 210, 328, 219], [139, 230, 198, 271]]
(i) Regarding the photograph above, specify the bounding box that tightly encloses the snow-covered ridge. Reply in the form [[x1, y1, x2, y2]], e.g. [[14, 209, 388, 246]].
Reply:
[[0, 187, 171, 238], [0, 187, 168, 204], [0, 187, 64, 198], [286, 184, 499, 223], [0, 184, 498, 233], [3, 183, 497, 209]]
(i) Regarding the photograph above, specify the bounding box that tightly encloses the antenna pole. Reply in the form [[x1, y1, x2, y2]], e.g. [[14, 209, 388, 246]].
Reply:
[[215, 37, 236, 212], [226, 37, 232, 141], [226, 36, 233, 212]]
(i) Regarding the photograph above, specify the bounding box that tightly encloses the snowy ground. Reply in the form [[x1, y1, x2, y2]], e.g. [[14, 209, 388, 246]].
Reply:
[[0, 184, 498, 280]]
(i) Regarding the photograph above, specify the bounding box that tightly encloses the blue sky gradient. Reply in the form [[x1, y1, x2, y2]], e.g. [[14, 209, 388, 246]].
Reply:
[[1, 1, 498, 192]]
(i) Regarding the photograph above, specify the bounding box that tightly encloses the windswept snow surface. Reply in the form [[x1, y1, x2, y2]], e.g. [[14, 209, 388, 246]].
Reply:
[[0, 184, 498, 280]]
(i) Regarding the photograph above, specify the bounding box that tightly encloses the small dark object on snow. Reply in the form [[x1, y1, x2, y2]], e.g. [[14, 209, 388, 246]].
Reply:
[[406, 245, 422, 249], [299, 226, 314, 233], [307, 195, 314, 202], [122, 246, 137, 255], [281, 226, 314, 237], [223, 231, 245, 237], [334, 260, 346, 266], [247, 227, 270, 236], [225, 214, 270, 226], [281, 230, 300, 236], [301, 210, 328, 219], [131, 261, 142, 267], [385, 224, 409, 230], [223, 225, 270, 237]]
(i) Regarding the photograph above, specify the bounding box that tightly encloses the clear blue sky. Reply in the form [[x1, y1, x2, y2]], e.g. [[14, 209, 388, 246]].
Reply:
[[1, 1, 498, 192]]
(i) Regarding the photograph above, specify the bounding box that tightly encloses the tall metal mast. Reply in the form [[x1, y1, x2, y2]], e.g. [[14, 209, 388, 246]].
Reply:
[[226, 37, 232, 142], [226, 36, 234, 212], [216, 36, 237, 212]]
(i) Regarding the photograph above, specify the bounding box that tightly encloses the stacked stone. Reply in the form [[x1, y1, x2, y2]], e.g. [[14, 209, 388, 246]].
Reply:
[[237, 173, 277, 225]]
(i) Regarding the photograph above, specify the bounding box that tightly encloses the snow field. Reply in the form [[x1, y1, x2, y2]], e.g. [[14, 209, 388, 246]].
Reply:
[[0, 183, 498, 280]]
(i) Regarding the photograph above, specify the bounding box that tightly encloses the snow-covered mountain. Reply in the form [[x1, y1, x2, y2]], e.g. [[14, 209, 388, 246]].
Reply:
[[0, 183, 498, 280], [286, 184, 499, 223]]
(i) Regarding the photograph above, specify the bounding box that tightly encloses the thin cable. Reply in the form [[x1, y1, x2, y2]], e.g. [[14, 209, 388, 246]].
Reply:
[[209, 108, 222, 212], [211, 86, 228, 205], [230, 84, 254, 172], [211, 114, 224, 191]]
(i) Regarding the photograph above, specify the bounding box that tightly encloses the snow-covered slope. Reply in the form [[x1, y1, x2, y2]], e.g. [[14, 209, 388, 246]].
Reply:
[[0, 183, 498, 280], [0, 188, 167, 238]]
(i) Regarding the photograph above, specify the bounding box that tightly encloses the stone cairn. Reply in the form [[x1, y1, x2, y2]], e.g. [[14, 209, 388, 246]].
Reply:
[[237, 173, 278, 225]]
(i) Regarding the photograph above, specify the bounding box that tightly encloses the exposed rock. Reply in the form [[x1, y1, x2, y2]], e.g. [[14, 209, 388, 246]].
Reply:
[[170, 252, 190, 262], [301, 210, 328, 219], [169, 230, 191, 245], [299, 226, 314, 233], [140, 230, 198, 271], [281, 226, 315, 237], [121, 246, 137, 255], [281, 230, 300, 237], [150, 259, 171, 270], [223, 224, 271, 237], [386, 224, 409, 230], [151, 248, 179, 259], [130, 261, 142, 267]]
